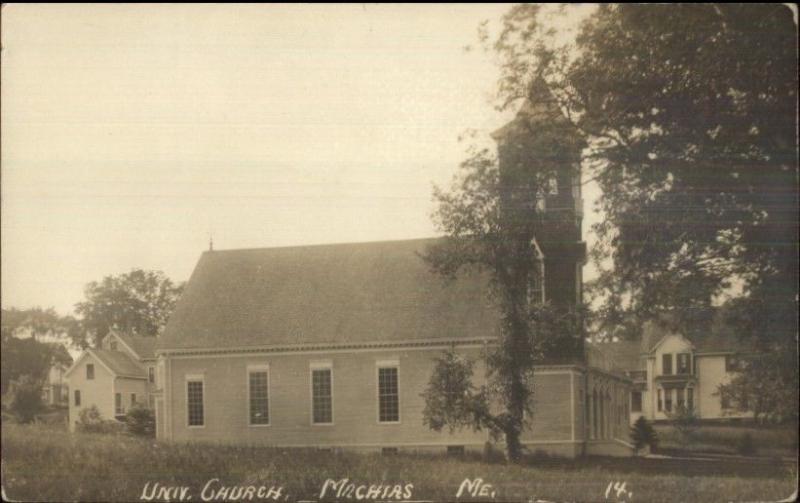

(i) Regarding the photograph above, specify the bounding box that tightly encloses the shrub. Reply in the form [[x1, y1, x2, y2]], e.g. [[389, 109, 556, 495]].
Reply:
[[630, 416, 658, 453], [76, 405, 125, 435], [9, 375, 44, 423], [736, 432, 757, 456], [668, 405, 699, 444], [125, 405, 155, 437]]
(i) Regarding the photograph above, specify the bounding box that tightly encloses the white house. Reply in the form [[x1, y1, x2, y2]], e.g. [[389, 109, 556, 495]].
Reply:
[[65, 331, 158, 429], [591, 321, 754, 424]]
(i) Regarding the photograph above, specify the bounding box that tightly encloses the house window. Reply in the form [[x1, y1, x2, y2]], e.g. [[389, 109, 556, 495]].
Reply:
[[115, 392, 123, 415], [662, 354, 673, 375], [687, 388, 694, 410], [148, 367, 155, 384], [248, 368, 270, 425], [378, 366, 400, 423], [677, 388, 685, 409], [631, 391, 642, 413], [86, 364, 94, 380], [664, 388, 673, 412], [657, 389, 663, 412], [131, 393, 137, 406], [311, 368, 333, 424], [187, 378, 204, 427], [677, 353, 691, 374], [110, 341, 117, 350], [721, 393, 730, 410], [74, 390, 81, 406]]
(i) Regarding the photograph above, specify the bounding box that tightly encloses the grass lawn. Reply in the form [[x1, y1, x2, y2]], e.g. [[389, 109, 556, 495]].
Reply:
[[1, 423, 796, 503], [654, 423, 798, 458]]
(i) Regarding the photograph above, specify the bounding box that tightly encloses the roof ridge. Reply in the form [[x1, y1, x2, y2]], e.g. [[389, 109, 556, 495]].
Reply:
[[204, 236, 443, 254]]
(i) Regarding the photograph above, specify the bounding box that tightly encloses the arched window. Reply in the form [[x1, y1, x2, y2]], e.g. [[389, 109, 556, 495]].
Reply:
[[528, 238, 546, 305]]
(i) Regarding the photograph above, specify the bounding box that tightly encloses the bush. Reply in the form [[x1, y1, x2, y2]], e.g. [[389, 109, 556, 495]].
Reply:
[[736, 432, 757, 456], [75, 406, 125, 435], [630, 416, 658, 453], [125, 405, 155, 437], [668, 405, 699, 444], [9, 376, 44, 423]]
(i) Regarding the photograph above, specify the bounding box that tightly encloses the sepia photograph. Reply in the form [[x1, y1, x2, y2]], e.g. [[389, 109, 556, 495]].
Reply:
[[1, 4, 797, 502]]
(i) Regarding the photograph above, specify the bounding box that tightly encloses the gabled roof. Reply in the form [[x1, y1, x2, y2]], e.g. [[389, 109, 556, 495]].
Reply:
[[642, 323, 695, 354], [159, 238, 501, 351], [92, 349, 146, 378], [65, 349, 146, 379], [641, 317, 752, 355], [114, 333, 157, 360]]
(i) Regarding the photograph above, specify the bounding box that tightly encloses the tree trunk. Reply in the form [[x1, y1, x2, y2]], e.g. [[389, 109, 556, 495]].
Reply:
[[505, 425, 524, 463], [501, 247, 533, 464]]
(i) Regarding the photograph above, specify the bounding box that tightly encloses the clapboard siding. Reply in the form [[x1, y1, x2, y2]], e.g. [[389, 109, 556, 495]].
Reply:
[[114, 377, 147, 416], [166, 347, 490, 447], [68, 354, 114, 428], [164, 348, 586, 451], [521, 373, 573, 442]]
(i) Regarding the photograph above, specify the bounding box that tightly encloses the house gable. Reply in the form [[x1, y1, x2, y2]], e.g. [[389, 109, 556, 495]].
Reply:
[[65, 349, 146, 380], [66, 351, 116, 424], [102, 332, 134, 360], [102, 331, 157, 362], [65, 350, 115, 379], [648, 332, 694, 356]]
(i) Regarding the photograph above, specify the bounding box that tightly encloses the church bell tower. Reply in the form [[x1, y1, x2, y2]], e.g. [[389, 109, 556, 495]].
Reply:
[[491, 81, 587, 314]]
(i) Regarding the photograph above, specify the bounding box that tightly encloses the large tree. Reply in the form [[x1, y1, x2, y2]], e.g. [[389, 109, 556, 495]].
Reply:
[[421, 79, 586, 462], [0, 307, 76, 341], [423, 4, 798, 455], [74, 269, 184, 347], [485, 4, 797, 421], [1, 308, 74, 395]]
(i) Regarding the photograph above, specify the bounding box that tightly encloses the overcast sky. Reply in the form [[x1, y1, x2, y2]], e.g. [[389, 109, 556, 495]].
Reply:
[[2, 4, 599, 315]]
